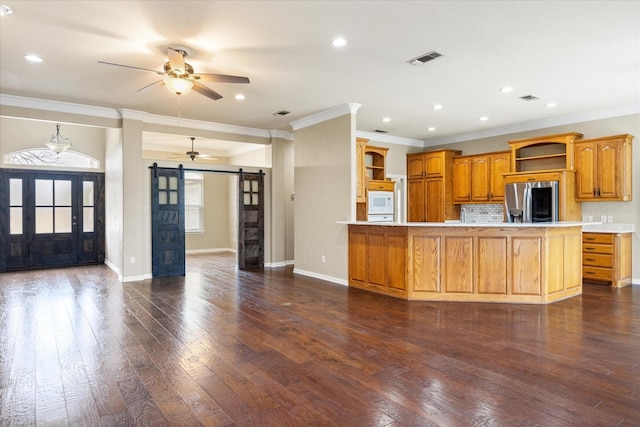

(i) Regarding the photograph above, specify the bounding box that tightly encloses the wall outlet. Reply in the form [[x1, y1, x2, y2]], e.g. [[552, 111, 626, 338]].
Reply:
[[130, 256, 136, 264], [600, 215, 607, 223], [582, 216, 587, 222], [587, 216, 593, 222], [607, 215, 613, 223], [321, 255, 326, 263]]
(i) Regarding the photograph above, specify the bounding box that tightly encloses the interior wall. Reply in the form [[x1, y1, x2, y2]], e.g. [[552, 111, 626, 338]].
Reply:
[[186, 173, 232, 252], [426, 113, 640, 283], [228, 144, 272, 168], [294, 113, 354, 284], [104, 128, 123, 275]]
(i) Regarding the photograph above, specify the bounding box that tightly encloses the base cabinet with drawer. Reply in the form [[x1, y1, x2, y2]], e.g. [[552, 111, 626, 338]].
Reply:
[[582, 232, 632, 287]]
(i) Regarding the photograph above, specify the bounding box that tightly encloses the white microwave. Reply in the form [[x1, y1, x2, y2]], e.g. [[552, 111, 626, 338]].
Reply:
[[368, 190, 394, 215]]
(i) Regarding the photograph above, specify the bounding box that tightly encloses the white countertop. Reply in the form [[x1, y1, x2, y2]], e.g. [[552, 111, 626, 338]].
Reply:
[[339, 221, 590, 228], [582, 223, 634, 233]]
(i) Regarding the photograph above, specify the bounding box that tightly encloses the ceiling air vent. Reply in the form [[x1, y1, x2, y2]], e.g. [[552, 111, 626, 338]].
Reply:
[[408, 51, 443, 66], [274, 110, 291, 116], [520, 94, 539, 101]]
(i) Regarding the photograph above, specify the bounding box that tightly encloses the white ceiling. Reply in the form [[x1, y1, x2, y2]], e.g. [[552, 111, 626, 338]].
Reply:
[[1, 1, 639, 150]]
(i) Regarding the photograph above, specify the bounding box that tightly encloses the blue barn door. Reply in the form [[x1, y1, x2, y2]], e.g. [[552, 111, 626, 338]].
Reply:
[[151, 165, 185, 278]]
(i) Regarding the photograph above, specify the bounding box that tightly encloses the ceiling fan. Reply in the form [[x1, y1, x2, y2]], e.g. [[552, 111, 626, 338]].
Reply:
[[169, 137, 215, 162], [98, 47, 249, 100]]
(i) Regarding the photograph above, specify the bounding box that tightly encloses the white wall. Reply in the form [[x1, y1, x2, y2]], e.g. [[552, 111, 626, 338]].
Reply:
[[104, 128, 123, 274], [186, 173, 233, 252]]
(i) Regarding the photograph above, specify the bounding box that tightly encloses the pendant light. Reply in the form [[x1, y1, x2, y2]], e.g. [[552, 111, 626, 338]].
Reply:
[[46, 123, 71, 153]]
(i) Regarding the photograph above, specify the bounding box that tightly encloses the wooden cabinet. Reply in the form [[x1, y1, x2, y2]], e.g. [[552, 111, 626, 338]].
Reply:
[[582, 232, 632, 287], [349, 224, 583, 304], [364, 146, 389, 182], [356, 137, 367, 203], [349, 225, 407, 298], [453, 151, 510, 204], [503, 170, 582, 221], [407, 150, 461, 222], [574, 134, 633, 201], [509, 132, 583, 172]]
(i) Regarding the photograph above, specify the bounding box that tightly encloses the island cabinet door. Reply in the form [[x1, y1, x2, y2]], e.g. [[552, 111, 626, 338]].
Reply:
[[348, 229, 368, 285], [442, 236, 474, 293], [510, 236, 542, 295], [477, 236, 508, 294]]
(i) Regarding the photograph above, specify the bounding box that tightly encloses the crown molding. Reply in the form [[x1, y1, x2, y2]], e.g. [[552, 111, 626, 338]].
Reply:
[[423, 103, 640, 147], [290, 103, 362, 131], [0, 94, 121, 120], [356, 130, 424, 148]]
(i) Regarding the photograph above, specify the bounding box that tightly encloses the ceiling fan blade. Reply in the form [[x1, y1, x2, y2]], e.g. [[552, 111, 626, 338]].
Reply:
[[192, 81, 223, 100], [167, 48, 186, 75], [98, 61, 164, 75], [137, 79, 164, 93], [195, 73, 250, 84]]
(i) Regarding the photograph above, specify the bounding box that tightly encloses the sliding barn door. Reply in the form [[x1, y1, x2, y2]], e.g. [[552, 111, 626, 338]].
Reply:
[[238, 171, 264, 270], [151, 166, 185, 278]]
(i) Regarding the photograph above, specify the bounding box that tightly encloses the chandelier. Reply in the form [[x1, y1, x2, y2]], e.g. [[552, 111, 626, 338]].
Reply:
[[46, 123, 71, 153]]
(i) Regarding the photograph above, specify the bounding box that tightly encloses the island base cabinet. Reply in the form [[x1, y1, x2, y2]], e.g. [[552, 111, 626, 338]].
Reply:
[[349, 224, 582, 304], [348, 226, 407, 298]]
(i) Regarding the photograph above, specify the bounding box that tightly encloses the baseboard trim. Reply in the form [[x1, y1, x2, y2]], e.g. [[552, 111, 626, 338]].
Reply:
[[293, 268, 348, 287], [186, 248, 236, 254]]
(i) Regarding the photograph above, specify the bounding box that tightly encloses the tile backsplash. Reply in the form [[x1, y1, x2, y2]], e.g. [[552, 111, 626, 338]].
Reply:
[[461, 204, 504, 223]]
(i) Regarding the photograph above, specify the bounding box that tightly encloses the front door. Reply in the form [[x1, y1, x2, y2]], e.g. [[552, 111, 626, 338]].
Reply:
[[0, 169, 105, 271], [151, 166, 185, 278]]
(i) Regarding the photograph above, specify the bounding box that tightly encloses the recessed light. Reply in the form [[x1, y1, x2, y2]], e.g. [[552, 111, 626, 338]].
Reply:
[[24, 54, 43, 63], [500, 86, 513, 93], [332, 37, 347, 47], [479, 116, 488, 121], [0, 4, 13, 15], [235, 94, 245, 100], [433, 104, 443, 110], [545, 102, 557, 108], [382, 117, 391, 122], [428, 127, 436, 132]]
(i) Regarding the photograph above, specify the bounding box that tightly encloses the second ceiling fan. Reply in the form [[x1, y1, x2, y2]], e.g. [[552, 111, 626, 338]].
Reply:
[[98, 47, 249, 100]]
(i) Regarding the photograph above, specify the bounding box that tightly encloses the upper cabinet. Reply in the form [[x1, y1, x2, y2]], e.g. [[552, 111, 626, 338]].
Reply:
[[574, 134, 633, 201], [453, 151, 510, 204], [407, 150, 461, 222], [364, 146, 389, 183], [509, 132, 583, 172]]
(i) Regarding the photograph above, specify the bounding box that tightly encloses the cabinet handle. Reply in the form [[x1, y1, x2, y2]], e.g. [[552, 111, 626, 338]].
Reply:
[[593, 189, 596, 197], [585, 258, 596, 262], [585, 247, 596, 250], [597, 188, 601, 197], [585, 271, 596, 275], [584, 237, 596, 241], [527, 178, 535, 181]]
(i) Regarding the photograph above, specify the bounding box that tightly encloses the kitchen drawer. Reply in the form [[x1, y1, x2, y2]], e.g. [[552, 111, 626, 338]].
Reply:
[[368, 180, 395, 191], [583, 266, 613, 282], [582, 253, 612, 268], [582, 233, 614, 245], [582, 243, 614, 255]]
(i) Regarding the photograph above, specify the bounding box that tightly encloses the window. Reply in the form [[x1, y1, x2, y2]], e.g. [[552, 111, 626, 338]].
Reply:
[[184, 172, 204, 232], [3, 148, 100, 169]]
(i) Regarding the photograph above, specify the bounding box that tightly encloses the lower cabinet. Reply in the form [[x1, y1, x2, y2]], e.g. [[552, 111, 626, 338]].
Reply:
[[582, 232, 632, 287], [349, 226, 407, 298], [349, 224, 583, 304]]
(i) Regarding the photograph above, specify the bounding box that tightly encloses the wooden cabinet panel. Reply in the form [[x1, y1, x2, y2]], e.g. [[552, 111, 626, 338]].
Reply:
[[582, 233, 613, 244], [547, 235, 565, 294], [564, 232, 582, 290], [582, 253, 613, 267], [407, 154, 426, 179], [471, 157, 489, 202], [443, 236, 473, 293], [425, 178, 443, 222], [453, 157, 471, 203], [511, 237, 541, 295], [356, 138, 367, 203], [348, 230, 368, 284], [368, 180, 395, 191], [407, 179, 426, 222], [367, 233, 386, 287], [575, 134, 633, 201], [489, 153, 511, 201], [425, 152, 444, 177], [477, 236, 507, 294], [411, 235, 440, 292], [387, 234, 407, 290]]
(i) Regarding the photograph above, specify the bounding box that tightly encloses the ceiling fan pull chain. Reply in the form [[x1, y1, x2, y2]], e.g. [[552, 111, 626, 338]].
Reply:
[[177, 96, 182, 125]]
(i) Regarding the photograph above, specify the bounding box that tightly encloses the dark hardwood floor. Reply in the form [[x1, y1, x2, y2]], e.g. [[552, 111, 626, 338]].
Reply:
[[1, 253, 638, 426]]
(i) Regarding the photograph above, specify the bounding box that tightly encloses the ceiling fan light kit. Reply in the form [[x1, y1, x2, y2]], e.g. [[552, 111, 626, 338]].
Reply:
[[98, 47, 249, 101], [164, 76, 194, 95]]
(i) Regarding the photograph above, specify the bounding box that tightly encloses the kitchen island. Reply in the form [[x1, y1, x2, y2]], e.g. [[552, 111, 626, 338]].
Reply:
[[346, 221, 584, 304]]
